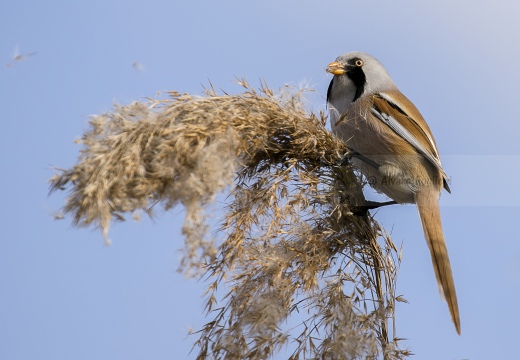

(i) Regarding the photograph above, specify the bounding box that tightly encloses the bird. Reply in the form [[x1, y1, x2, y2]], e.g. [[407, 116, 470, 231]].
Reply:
[[6, 45, 37, 68], [326, 51, 460, 334]]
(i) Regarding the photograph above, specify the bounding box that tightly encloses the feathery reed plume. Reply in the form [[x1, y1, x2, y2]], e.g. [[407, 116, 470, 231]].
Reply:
[[50, 80, 410, 359]]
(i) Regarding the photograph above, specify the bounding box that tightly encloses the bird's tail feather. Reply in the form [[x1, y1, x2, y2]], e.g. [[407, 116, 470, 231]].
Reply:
[[416, 189, 461, 334]]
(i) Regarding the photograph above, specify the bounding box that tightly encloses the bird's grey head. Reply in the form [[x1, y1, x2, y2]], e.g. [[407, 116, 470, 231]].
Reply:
[[326, 52, 397, 113]]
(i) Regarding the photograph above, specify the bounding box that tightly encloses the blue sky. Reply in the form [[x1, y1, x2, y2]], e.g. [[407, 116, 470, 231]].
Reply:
[[2, 1, 520, 359]]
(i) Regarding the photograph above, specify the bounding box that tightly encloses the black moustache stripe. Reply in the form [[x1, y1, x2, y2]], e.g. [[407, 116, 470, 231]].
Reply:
[[326, 77, 334, 104], [348, 66, 366, 101]]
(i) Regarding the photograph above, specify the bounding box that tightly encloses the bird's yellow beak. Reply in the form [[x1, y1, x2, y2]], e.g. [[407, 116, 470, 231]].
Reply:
[[326, 62, 346, 75]]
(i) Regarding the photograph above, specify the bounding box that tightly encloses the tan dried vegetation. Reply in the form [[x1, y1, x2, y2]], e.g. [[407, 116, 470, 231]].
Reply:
[[50, 80, 411, 359]]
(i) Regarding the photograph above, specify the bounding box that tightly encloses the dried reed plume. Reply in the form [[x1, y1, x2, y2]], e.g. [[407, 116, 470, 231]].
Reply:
[[50, 80, 411, 359]]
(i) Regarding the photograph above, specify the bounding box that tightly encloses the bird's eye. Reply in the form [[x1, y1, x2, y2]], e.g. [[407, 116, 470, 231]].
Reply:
[[355, 59, 363, 67]]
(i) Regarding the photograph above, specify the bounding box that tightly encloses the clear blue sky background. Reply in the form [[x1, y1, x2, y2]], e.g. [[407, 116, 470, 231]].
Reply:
[[2, 1, 519, 359]]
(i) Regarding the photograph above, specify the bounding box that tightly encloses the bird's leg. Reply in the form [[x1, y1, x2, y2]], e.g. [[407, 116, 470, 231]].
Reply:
[[338, 149, 398, 213], [349, 200, 398, 216], [364, 200, 398, 209]]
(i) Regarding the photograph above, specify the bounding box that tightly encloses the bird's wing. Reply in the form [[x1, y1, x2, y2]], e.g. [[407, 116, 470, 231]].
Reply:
[[371, 91, 451, 192]]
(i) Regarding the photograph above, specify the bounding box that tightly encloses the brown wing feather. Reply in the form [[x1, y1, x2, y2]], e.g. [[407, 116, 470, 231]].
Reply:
[[372, 91, 440, 160], [371, 91, 451, 192]]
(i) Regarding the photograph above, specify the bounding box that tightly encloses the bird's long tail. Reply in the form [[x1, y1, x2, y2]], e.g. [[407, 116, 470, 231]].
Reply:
[[416, 189, 461, 334]]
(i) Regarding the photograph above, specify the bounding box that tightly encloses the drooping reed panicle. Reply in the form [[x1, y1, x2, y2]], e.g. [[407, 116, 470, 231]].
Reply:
[[50, 80, 410, 359]]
